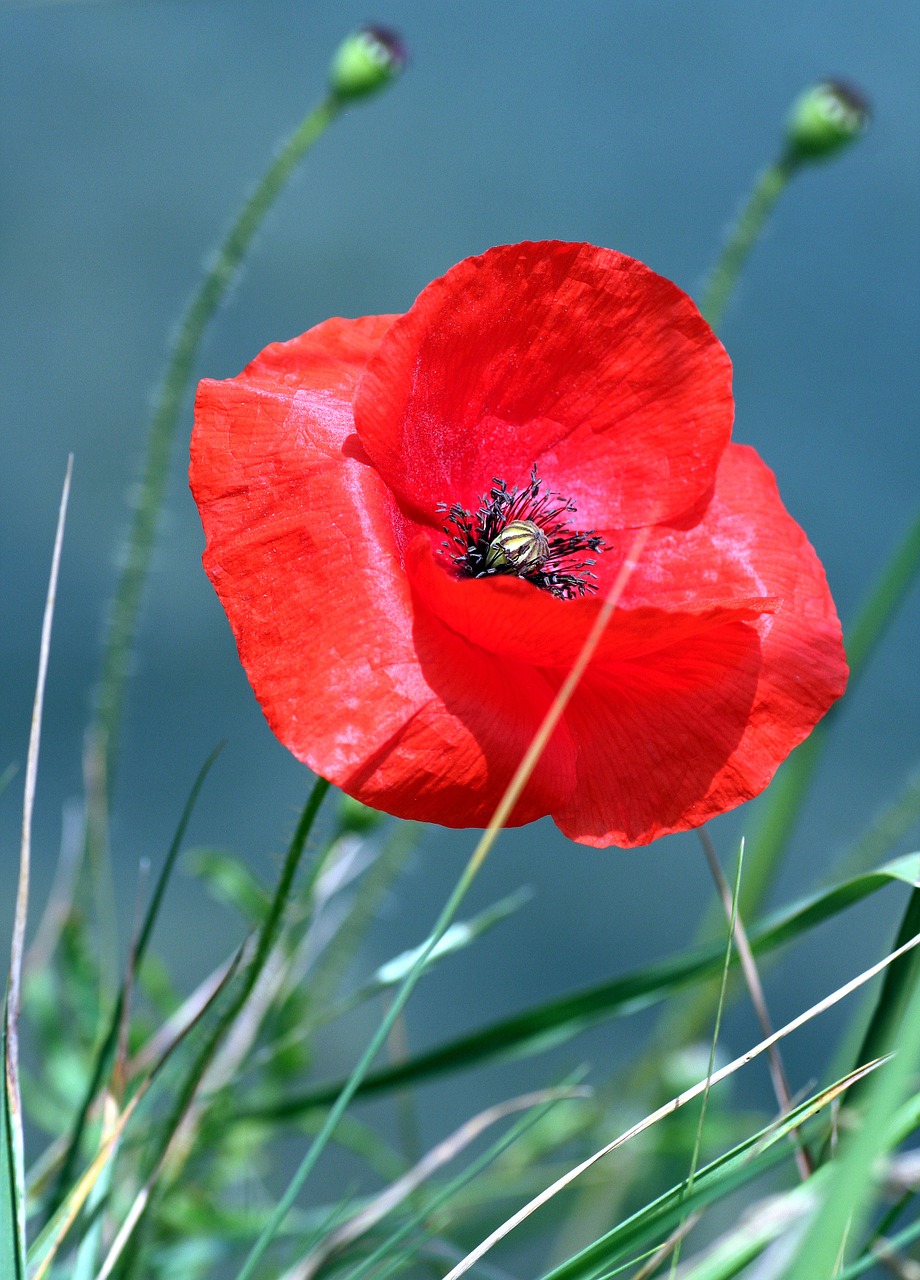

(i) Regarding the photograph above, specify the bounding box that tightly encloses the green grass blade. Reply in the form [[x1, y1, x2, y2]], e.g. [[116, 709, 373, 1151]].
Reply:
[[25, 937, 245, 1278], [838, 1213, 920, 1280], [132, 777, 330, 1190], [849, 883, 920, 1097], [669, 841, 745, 1277], [290, 1083, 589, 1280], [780, 945, 920, 1279], [239, 855, 920, 1119], [540, 1061, 881, 1280], [49, 745, 223, 1214], [1, 1004, 25, 1280], [347, 1079, 591, 1280]]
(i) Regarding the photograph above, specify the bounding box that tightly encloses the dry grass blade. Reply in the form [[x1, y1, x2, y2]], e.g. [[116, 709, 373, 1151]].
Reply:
[[698, 829, 811, 1179], [281, 1087, 591, 1280], [28, 1093, 144, 1280], [32, 938, 245, 1279], [632, 1213, 703, 1280], [441, 931, 920, 1280], [23, 798, 83, 977], [127, 946, 248, 1078], [5, 456, 73, 1263], [472, 524, 651, 849]]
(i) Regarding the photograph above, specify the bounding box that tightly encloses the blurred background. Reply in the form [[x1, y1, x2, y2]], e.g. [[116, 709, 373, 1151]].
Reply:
[[2, 0, 919, 1145]]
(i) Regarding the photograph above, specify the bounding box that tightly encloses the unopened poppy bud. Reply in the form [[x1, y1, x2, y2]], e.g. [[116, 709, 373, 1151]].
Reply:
[[328, 26, 406, 102], [336, 793, 385, 835], [486, 520, 550, 573], [784, 81, 870, 164]]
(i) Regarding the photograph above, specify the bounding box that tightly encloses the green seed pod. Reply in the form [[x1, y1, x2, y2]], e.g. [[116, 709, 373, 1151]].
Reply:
[[328, 26, 407, 102], [486, 520, 551, 573], [784, 80, 870, 164]]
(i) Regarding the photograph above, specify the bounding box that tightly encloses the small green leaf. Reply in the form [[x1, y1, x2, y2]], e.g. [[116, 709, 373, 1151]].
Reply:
[[186, 847, 269, 925]]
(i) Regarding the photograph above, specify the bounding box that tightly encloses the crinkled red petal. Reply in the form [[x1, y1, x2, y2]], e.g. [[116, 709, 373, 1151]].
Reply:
[[354, 241, 734, 530], [190, 316, 574, 827], [552, 444, 848, 846], [407, 533, 776, 666]]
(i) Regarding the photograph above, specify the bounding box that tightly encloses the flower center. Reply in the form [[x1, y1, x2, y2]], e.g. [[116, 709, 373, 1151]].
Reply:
[[438, 467, 604, 600]]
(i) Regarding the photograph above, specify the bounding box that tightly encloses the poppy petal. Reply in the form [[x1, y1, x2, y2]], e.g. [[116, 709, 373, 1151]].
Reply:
[[190, 316, 574, 828], [552, 444, 848, 846], [407, 533, 776, 668], [354, 241, 733, 530]]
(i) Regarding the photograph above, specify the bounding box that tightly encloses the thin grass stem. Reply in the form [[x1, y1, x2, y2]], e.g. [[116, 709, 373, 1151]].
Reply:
[[668, 841, 744, 1277], [698, 829, 812, 1179], [5, 456, 72, 1264]]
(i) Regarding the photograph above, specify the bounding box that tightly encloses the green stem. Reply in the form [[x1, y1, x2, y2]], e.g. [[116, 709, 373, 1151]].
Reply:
[[91, 93, 342, 802], [149, 776, 331, 1174], [699, 156, 797, 330], [234, 827, 496, 1280], [115, 776, 331, 1278]]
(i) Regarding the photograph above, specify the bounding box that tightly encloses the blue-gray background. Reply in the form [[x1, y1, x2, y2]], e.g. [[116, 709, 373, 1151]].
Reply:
[[2, 0, 919, 1150]]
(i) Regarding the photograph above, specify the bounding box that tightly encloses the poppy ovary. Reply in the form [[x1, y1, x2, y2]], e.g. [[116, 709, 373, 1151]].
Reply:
[[438, 467, 605, 601], [485, 519, 551, 573]]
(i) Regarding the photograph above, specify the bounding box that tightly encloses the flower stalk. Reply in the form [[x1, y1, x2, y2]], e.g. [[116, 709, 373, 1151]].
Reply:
[[699, 158, 794, 330], [91, 93, 342, 803], [92, 25, 406, 806], [700, 80, 869, 331]]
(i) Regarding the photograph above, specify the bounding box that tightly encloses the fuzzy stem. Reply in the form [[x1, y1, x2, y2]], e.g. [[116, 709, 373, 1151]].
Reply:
[[90, 94, 343, 803], [699, 156, 797, 330]]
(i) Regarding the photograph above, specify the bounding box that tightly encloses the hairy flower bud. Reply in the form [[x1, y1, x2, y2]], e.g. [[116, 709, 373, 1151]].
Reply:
[[784, 80, 870, 164], [328, 26, 406, 102], [336, 793, 385, 835]]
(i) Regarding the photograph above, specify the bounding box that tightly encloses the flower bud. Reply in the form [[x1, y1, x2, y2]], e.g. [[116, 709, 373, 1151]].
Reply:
[[336, 792, 385, 835], [328, 26, 406, 102], [784, 81, 870, 164], [486, 520, 550, 573]]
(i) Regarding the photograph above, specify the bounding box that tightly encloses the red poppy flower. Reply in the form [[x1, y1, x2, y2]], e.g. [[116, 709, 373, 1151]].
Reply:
[[190, 241, 847, 847]]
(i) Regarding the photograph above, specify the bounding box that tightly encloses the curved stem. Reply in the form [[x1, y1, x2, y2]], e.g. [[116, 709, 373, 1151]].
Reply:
[[699, 157, 797, 330], [91, 94, 342, 801]]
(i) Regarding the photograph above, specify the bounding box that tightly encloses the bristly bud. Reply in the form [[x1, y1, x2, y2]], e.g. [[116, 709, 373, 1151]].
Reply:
[[328, 26, 407, 102], [336, 792, 386, 836], [784, 80, 870, 164]]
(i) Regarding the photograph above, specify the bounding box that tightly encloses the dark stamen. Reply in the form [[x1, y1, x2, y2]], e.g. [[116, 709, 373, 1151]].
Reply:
[[437, 466, 604, 600]]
